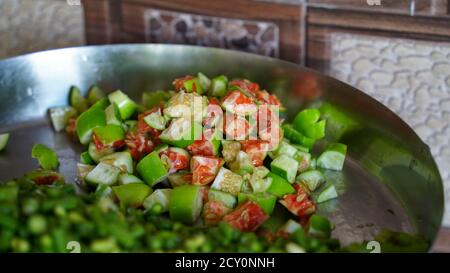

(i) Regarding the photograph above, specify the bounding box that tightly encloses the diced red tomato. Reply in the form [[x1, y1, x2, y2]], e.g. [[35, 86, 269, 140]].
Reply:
[[223, 201, 269, 232], [279, 183, 316, 217], [125, 132, 155, 160], [65, 117, 77, 140], [159, 149, 190, 173], [222, 91, 257, 116], [32, 175, 60, 185], [136, 109, 162, 149], [257, 105, 281, 143], [203, 200, 231, 225], [191, 156, 223, 185], [240, 140, 269, 167], [255, 89, 282, 106], [223, 113, 251, 141], [204, 99, 223, 129], [173, 75, 195, 91], [187, 139, 216, 156], [229, 79, 260, 98]]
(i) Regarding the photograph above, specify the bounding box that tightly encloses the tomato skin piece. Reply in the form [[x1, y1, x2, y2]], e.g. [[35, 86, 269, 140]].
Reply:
[[240, 140, 269, 167], [159, 149, 190, 173], [257, 105, 281, 143], [125, 132, 155, 161], [223, 114, 251, 141], [203, 200, 230, 225], [65, 117, 77, 140], [223, 201, 268, 232], [229, 79, 260, 98], [191, 156, 223, 185], [222, 91, 257, 116], [187, 139, 215, 156], [280, 183, 316, 217], [173, 75, 195, 91]]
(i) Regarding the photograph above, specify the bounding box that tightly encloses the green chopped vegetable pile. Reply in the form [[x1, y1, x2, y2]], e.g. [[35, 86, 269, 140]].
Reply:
[[0, 75, 428, 253]]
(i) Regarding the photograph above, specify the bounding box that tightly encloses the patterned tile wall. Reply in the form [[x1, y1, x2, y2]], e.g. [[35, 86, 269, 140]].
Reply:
[[0, 0, 85, 60], [329, 33, 450, 226], [144, 9, 280, 58]]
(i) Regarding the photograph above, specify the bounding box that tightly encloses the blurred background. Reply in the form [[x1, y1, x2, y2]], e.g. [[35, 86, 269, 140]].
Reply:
[[0, 0, 449, 227]]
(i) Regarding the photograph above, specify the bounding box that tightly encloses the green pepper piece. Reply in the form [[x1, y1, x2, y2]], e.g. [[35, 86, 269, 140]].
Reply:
[[0, 183, 18, 203], [282, 124, 315, 149], [87, 85, 105, 105], [142, 90, 173, 109], [32, 144, 59, 170], [266, 172, 295, 197], [0, 133, 10, 152], [297, 170, 325, 192], [48, 106, 78, 132], [76, 107, 106, 145], [169, 185, 203, 224], [237, 192, 277, 214], [317, 143, 347, 171], [69, 86, 89, 113], [198, 72, 211, 92], [136, 151, 168, 186], [92, 125, 125, 146], [209, 75, 228, 97], [90, 97, 110, 111], [183, 77, 204, 94], [143, 188, 172, 215], [112, 183, 152, 209], [108, 90, 137, 120], [293, 109, 326, 140], [105, 103, 122, 126], [308, 214, 332, 238], [25, 169, 65, 185], [317, 185, 338, 203], [159, 118, 203, 148], [80, 151, 95, 165]]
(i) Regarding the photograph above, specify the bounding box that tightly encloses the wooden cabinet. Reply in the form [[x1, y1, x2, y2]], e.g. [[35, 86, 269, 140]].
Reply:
[[83, 0, 305, 64]]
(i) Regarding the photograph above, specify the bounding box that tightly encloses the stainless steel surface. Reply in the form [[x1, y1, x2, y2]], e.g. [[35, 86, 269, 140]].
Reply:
[[0, 44, 444, 250]]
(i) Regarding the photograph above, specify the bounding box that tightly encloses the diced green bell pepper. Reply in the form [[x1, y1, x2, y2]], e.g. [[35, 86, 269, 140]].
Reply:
[[99, 152, 133, 173], [92, 125, 125, 146], [69, 86, 88, 113], [159, 117, 202, 148], [136, 151, 168, 186], [266, 172, 295, 197], [105, 103, 122, 126], [293, 109, 326, 140], [90, 97, 110, 111], [31, 144, 59, 170], [308, 214, 332, 238], [209, 75, 228, 97], [88, 142, 114, 163], [76, 107, 106, 145], [85, 162, 120, 186], [112, 183, 152, 209], [80, 151, 95, 165], [48, 106, 78, 132], [143, 188, 172, 215], [297, 170, 325, 192], [208, 188, 237, 208], [169, 185, 203, 224], [237, 192, 277, 214], [282, 124, 315, 149], [317, 143, 347, 171], [142, 90, 173, 109], [0, 133, 10, 152], [271, 154, 298, 183], [108, 90, 137, 120], [317, 185, 338, 203], [118, 173, 143, 185], [198, 72, 211, 92], [183, 77, 204, 94], [87, 85, 105, 105]]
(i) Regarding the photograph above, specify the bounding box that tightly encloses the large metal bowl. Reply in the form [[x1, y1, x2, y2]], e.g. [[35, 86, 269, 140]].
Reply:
[[0, 44, 444, 250]]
